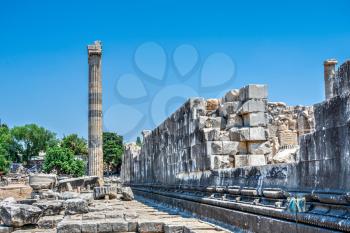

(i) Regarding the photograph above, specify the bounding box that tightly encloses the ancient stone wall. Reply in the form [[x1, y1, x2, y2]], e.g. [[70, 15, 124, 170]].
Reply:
[[122, 84, 315, 186]]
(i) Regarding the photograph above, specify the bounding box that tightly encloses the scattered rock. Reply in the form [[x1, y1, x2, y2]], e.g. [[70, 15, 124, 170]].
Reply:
[[37, 215, 64, 229], [29, 174, 57, 190], [59, 192, 80, 200], [121, 187, 134, 201], [64, 198, 88, 215], [93, 185, 117, 200], [33, 200, 64, 216], [0, 197, 16, 207], [0, 204, 42, 227]]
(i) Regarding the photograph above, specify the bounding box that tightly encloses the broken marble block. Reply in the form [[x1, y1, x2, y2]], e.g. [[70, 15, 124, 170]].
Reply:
[[230, 127, 267, 141], [240, 99, 266, 114], [247, 154, 266, 166], [210, 155, 230, 169], [33, 200, 64, 216], [219, 101, 240, 116], [93, 185, 118, 200], [64, 198, 89, 215], [247, 141, 271, 155], [0, 204, 42, 227], [243, 112, 266, 127], [121, 187, 134, 201], [223, 89, 240, 102], [225, 114, 243, 129], [206, 98, 220, 111], [206, 141, 223, 155], [198, 116, 222, 129], [202, 128, 230, 141], [239, 84, 268, 101]]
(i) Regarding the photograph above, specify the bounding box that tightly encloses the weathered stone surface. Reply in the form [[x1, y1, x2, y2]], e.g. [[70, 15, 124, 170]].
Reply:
[[37, 215, 64, 229], [230, 127, 267, 141], [243, 112, 266, 127], [0, 198, 16, 207], [0, 204, 42, 227], [206, 99, 220, 111], [273, 147, 299, 164], [247, 154, 266, 166], [0, 225, 13, 233], [138, 221, 164, 233], [59, 191, 80, 200], [239, 84, 268, 101], [121, 187, 134, 201], [223, 89, 239, 102], [33, 200, 64, 216], [64, 198, 89, 215], [29, 174, 57, 190], [93, 185, 117, 200], [57, 220, 81, 233], [240, 99, 266, 114]]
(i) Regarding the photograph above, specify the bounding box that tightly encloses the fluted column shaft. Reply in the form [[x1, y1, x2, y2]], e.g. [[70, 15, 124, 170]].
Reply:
[[88, 41, 103, 178]]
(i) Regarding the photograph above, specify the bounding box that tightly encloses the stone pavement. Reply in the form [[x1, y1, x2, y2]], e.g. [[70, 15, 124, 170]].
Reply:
[[8, 198, 231, 233]]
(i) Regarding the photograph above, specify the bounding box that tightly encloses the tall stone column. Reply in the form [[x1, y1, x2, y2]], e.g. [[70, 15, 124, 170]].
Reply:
[[88, 41, 103, 178], [324, 59, 338, 100]]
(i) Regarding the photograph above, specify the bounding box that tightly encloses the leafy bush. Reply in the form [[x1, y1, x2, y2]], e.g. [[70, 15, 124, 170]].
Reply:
[[43, 145, 85, 177]]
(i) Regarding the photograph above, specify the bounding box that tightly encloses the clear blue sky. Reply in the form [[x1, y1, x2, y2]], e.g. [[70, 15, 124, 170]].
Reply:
[[1, 0, 350, 141]]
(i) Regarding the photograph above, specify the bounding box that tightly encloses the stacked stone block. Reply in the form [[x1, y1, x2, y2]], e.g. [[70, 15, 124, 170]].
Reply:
[[122, 83, 316, 186]]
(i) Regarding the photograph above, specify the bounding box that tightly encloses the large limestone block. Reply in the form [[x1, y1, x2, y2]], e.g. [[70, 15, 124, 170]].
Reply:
[[33, 200, 64, 216], [121, 187, 134, 201], [240, 99, 266, 114], [278, 130, 298, 146], [0, 204, 42, 227], [206, 141, 223, 155], [198, 116, 222, 129], [247, 154, 266, 166], [234, 154, 248, 167], [138, 221, 164, 233], [229, 127, 267, 141], [223, 89, 240, 102], [273, 147, 299, 164], [209, 155, 230, 169], [243, 112, 266, 127], [225, 114, 243, 129], [247, 141, 271, 155], [219, 102, 240, 116], [239, 84, 268, 101], [222, 141, 247, 155], [57, 220, 81, 233], [202, 128, 230, 141], [29, 173, 57, 190], [64, 198, 89, 215], [37, 215, 64, 229]]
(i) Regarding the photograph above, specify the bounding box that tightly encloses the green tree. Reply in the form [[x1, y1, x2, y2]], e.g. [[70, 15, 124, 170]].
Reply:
[[103, 132, 123, 174], [136, 136, 142, 146], [11, 124, 58, 163], [0, 151, 9, 174], [0, 124, 20, 165], [43, 145, 85, 177], [61, 134, 88, 156]]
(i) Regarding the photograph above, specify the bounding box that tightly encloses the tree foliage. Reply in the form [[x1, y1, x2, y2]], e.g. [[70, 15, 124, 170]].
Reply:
[[103, 132, 123, 170], [43, 145, 85, 177], [136, 136, 142, 146], [61, 134, 88, 156], [11, 124, 58, 163], [0, 124, 14, 173]]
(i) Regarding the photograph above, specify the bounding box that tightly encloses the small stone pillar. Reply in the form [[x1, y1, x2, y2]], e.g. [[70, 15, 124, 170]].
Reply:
[[324, 59, 338, 100]]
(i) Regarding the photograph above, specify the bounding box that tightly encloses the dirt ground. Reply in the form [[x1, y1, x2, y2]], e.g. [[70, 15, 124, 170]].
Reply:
[[0, 184, 32, 200]]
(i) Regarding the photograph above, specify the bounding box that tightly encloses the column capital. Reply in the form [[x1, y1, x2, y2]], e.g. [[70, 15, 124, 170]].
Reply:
[[324, 59, 338, 66], [88, 40, 102, 56]]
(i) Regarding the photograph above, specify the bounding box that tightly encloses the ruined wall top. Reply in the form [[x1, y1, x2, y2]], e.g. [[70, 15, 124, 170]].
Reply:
[[88, 41, 102, 56]]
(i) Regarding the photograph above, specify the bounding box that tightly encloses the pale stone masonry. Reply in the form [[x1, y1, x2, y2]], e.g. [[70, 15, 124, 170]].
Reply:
[[88, 41, 103, 178]]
